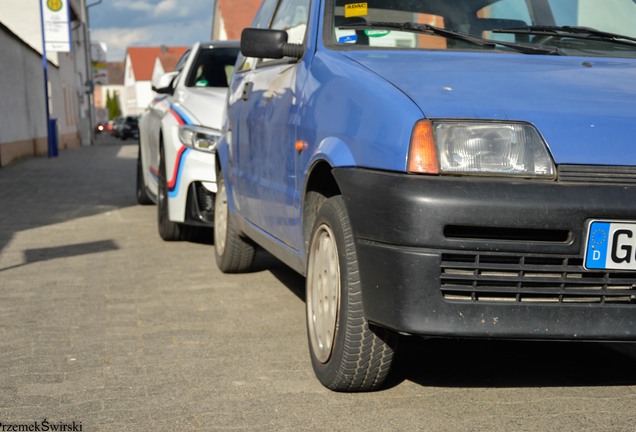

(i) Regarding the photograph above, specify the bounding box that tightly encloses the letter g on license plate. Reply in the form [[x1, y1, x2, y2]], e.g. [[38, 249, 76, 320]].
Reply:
[[585, 220, 636, 271]]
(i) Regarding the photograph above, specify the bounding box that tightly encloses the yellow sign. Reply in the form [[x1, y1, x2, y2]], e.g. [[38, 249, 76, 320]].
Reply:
[[344, 2, 368, 18], [47, 0, 63, 12]]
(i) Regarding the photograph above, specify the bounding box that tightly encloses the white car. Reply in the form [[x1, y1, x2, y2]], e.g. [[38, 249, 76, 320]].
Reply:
[[136, 41, 239, 240]]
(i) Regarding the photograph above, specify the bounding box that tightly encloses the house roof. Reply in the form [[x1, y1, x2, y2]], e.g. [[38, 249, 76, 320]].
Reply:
[[127, 46, 189, 81], [218, 0, 262, 39]]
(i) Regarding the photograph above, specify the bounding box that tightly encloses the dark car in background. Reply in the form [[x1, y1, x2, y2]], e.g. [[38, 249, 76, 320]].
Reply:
[[110, 117, 123, 138], [119, 116, 139, 140]]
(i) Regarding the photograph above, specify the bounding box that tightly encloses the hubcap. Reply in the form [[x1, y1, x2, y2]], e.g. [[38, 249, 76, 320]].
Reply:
[[214, 181, 228, 255], [307, 224, 340, 364]]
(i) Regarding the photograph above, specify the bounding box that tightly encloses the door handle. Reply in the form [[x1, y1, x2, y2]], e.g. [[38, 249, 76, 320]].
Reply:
[[241, 82, 253, 101]]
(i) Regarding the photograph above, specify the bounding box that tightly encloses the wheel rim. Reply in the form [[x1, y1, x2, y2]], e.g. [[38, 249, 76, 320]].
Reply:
[[307, 223, 340, 364], [214, 180, 228, 256]]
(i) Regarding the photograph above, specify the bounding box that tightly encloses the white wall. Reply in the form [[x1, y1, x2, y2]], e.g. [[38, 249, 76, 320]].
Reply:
[[0, 0, 93, 149]]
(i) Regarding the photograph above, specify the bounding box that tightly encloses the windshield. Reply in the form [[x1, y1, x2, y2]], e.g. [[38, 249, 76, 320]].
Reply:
[[328, 0, 636, 57]]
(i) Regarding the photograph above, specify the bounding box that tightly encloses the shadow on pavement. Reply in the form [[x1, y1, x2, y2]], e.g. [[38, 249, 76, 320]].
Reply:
[[0, 138, 138, 255], [0, 239, 119, 273]]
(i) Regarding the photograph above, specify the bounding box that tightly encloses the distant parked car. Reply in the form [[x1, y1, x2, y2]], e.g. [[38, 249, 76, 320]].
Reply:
[[136, 40, 240, 241], [119, 116, 139, 140], [110, 117, 124, 138]]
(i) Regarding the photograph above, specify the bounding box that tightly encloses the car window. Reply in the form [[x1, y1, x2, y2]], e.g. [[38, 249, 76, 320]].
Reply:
[[235, 0, 280, 72], [236, 0, 311, 71], [185, 47, 240, 88], [174, 50, 191, 73], [271, 0, 310, 44], [255, 0, 311, 66], [328, 0, 636, 57]]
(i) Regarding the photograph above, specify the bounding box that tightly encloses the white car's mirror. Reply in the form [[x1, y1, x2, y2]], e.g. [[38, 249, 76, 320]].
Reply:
[[151, 71, 178, 94]]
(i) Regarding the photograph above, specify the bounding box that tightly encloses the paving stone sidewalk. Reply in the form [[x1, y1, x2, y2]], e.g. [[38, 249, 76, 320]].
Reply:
[[2, 137, 636, 431]]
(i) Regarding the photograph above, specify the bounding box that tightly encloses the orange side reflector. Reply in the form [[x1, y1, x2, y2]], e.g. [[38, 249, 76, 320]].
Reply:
[[408, 120, 439, 174]]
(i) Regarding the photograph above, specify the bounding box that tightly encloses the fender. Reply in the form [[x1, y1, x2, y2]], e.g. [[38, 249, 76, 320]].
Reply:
[[306, 136, 356, 173], [215, 140, 239, 215]]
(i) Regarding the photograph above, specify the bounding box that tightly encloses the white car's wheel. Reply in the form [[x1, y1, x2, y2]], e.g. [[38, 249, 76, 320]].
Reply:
[[306, 196, 396, 392], [136, 146, 153, 205]]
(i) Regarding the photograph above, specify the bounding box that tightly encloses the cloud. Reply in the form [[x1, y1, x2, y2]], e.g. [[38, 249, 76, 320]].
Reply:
[[154, 0, 178, 15], [110, 0, 154, 12], [91, 19, 211, 61], [89, 0, 213, 61]]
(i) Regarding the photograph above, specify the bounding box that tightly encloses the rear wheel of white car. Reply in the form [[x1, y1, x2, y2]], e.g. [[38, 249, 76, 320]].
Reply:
[[214, 173, 255, 273], [157, 147, 190, 241], [136, 146, 153, 205], [306, 196, 396, 392]]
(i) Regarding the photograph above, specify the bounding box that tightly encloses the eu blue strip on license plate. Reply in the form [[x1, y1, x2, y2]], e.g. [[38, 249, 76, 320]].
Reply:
[[585, 220, 636, 271]]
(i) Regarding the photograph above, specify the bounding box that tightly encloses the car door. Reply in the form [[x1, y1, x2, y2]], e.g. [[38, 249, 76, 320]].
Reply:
[[231, 0, 311, 250]]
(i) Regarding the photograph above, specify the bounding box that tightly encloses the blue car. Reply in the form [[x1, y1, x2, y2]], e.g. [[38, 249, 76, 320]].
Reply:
[[215, 0, 636, 391]]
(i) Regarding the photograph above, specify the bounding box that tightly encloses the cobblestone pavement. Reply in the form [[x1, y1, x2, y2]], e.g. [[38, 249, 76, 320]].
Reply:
[[1, 135, 636, 431]]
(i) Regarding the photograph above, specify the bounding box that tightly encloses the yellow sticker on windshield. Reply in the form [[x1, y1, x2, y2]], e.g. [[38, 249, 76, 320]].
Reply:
[[344, 2, 368, 18]]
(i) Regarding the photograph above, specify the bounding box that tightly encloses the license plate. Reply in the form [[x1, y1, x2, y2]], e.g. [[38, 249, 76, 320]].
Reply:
[[585, 220, 636, 271]]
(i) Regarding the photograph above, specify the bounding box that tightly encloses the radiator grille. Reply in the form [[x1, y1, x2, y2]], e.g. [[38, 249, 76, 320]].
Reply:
[[441, 253, 636, 304], [558, 165, 636, 185]]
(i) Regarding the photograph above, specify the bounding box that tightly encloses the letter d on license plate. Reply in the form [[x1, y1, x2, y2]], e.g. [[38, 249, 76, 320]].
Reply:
[[585, 220, 636, 271]]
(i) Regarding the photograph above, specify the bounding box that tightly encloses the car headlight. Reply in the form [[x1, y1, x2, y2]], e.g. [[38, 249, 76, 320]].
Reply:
[[178, 125, 221, 153], [408, 120, 555, 178]]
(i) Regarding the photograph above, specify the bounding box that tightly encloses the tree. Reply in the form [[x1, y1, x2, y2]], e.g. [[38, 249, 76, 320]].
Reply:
[[106, 89, 121, 120]]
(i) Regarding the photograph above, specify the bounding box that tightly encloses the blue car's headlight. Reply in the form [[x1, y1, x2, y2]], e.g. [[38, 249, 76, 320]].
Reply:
[[408, 120, 556, 178], [178, 125, 221, 153]]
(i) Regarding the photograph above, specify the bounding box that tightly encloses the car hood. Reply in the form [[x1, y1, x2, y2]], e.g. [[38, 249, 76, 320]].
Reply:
[[173, 87, 228, 130], [343, 51, 636, 166]]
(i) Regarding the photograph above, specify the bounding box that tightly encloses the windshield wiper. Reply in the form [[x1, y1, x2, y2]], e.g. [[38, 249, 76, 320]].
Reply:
[[339, 20, 562, 55], [493, 25, 636, 47]]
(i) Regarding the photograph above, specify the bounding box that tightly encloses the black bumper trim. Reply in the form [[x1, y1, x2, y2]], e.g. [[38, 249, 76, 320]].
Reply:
[[333, 168, 636, 340]]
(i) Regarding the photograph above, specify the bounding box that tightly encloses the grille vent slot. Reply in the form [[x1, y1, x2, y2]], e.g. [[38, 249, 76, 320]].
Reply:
[[441, 253, 636, 304], [558, 165, 636, 185]]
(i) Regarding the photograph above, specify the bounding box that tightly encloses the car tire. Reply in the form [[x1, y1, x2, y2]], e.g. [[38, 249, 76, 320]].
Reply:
[[136, 147, 153, 205], [306, 196, 396, 392], [157, 147, 190, 241], [214, 172, 255, 273]]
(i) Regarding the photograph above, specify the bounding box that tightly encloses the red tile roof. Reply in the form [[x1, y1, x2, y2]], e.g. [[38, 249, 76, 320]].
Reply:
[[218, 0, 263, 39], [127, 46, 189, 81]]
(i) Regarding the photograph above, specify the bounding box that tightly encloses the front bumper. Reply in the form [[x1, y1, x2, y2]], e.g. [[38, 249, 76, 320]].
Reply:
[[333, 167, 636, 341]]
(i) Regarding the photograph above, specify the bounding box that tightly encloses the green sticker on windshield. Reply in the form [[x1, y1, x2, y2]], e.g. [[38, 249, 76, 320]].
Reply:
[[365, 29, 391, 38]]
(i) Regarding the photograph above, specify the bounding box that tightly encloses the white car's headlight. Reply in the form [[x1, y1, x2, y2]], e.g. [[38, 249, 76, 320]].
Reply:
[[408, 120, 555, 178], [178, 125, 221, 153]]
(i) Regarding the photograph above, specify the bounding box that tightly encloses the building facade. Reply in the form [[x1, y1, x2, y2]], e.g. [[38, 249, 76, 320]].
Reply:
[[123, 46, 188, 116], [0, 0, 93, 167], [211, 0, 262, 41]]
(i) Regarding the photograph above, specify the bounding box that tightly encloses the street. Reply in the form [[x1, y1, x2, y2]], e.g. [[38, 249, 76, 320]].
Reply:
[[1, 135, 636, 431]]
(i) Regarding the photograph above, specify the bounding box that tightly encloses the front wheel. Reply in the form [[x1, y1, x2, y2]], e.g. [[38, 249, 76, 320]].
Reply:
[[214, 172, 255, 273], [136, 147, 153, 205], [306, 196, 396, 392]]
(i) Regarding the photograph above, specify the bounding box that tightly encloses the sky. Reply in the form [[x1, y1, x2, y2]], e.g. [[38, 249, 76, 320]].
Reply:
[[89, 0, 215, 62]]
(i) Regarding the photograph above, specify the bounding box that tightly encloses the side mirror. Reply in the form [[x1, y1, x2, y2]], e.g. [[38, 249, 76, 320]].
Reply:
[[151, 71, 178, 94], [240, 28, 304, 60]]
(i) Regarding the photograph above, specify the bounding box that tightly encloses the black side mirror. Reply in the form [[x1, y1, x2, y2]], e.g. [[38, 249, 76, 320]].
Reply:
[[240, 28, 304, 60]]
